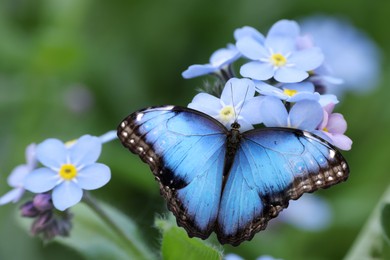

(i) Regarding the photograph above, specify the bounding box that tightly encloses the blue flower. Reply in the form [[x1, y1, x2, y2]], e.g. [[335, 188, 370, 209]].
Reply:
[[24, 135, 111, 211], [236, 20, 324, 83], [278, 194, 332, 231], [300, 15, 381, 95], [188, 78, 264, 131], [182, 44, 240, 79], [0, 144, 37, 205], [260, 96, 323, 130]]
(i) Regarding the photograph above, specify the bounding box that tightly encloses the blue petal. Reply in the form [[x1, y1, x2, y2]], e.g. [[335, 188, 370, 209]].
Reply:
[[236, 118, 254, 132], [69, 135, 102, 167], [209, 44, 240, 67], [319, 94, 339, 106], [0, 188, 24, 205], [289, 100, 323, 130], [287, 92, 320, 103], [260, 96, 288, 127], [234, 26, 265, 43], [240, 61, 274, 80], [240, 96, 264, 124], [283, 81, 315, 92], [188, 92, 221, 117], [289, 47, 324, 71], [8, 165, 30, 187], [265, 20, 300, 54], [36, 139, 67, 169], [267, 20, 300, 39], [255, 81, 286, 99], [274, 67, 308, 83], [182, 64, 216, 79], [98, 130, 117, 144], [236, 37, 268, 60], [24, 168, 59, 193], [77, 163, 111, 190], [265, 35, 296, 54], [52, 181, 83, 211], [25, 143, 37, 168], [221, 78, 255, 106]]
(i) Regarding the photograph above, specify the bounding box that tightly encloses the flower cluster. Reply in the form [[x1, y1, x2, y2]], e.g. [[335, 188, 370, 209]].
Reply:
[[0, 130, 117, 239], [183, 19, 353, 151]]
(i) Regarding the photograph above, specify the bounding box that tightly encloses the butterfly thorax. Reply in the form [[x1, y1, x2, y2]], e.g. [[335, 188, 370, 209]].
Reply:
[[223, 123, 242, 181]]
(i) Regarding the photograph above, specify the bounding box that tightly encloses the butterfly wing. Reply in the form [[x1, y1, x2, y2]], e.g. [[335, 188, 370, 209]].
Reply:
[[216, 128, 349, 245], [117, 106, 228, 239]]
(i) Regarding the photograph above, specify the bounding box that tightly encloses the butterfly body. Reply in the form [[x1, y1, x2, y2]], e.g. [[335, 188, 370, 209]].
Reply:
[[118, 106, 349, 246]]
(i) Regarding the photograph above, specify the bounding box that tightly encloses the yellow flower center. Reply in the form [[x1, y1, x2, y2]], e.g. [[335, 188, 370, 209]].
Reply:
[[323, 127, 329, 132], [219, 106, 235, 123], [65, 139, 77, 148], [283, 88, 298, 97], [270, 53, 287, 67], [59, 164, 78, 180]]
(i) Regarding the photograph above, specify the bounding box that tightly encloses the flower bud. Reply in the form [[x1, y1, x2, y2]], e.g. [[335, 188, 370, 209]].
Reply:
[[33, 193, 53, 211], [20, 201, 39, 218]]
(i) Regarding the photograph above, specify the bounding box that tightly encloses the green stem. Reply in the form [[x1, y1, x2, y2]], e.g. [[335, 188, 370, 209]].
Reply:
[[344, 185, 390, 260], [82, 192, 150, 260]]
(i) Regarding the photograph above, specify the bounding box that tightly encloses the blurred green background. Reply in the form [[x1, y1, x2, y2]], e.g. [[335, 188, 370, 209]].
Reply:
[[0, 0, 389, 259]]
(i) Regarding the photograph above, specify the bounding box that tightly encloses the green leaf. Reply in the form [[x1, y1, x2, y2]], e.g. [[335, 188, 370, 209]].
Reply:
[[381, 203, 390, 245], [155, 216, 222, 260], [19, 201, 156, 260]]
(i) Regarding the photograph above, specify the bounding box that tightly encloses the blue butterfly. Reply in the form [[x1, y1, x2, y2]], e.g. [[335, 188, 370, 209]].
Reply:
[[117, 105, 349, 246]]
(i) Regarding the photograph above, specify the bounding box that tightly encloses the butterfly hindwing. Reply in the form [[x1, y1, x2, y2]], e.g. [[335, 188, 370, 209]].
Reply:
[[216, 128, 349, 245], [117, 106, 228, 239]]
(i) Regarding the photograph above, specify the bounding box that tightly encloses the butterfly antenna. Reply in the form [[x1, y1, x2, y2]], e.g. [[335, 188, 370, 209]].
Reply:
[[229, 83, 239, 124], [234, 84, 250, 123]]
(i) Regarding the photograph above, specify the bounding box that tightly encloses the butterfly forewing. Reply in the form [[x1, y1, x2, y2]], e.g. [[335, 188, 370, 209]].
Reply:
[[117, 106, 228, 239]]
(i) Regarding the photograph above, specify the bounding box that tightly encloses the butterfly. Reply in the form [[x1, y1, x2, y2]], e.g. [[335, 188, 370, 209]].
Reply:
[[117, 105, 349, 246]]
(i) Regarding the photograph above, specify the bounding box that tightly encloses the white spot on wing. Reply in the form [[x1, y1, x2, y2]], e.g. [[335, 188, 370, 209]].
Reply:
[[161, 105, 174, 111], [136, 113, 144, 121]]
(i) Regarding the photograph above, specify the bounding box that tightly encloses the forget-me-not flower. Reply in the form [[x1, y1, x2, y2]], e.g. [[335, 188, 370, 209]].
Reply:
[[182, 44, 240, 79], [314, 103, 352, 150], [0, 144, 37, 205], [260, 96, 323, 130], [24, 135, 111, 211], [237, 19, 324, 83], [188, 78, 264, 131]]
